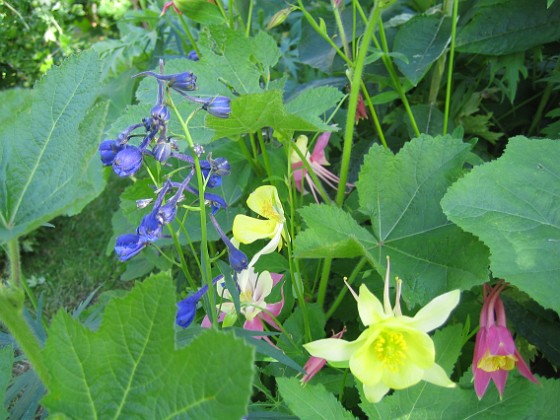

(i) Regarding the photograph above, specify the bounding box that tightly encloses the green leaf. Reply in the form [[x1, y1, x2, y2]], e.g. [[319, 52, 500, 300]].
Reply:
[[295, 204, 377, 259], [207, 90, 336, 140], [0, 346, 13, 420], [285, 86, 344, 128], [0, 50, 108, 243], [359, 324, 464, 419], [42, 272, 255, 418], [277, 377, 355, 420], [441, 136, 560, 315], [296, 136, 489, 306], [456, 0, 560, 55], [393, 14, 452, 86], [173, 0, 225, 25]]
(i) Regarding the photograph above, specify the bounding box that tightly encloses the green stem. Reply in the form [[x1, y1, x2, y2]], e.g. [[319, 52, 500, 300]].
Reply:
[[325, 257, 367, 319], [316, 258, 332, 308], [297, 0, 353, 67], [245, 0, 254, 36], [336, 3, 382, 206], [359, 81, 388, 148], [177, 13, 200, 57], [169, 98, 215, 324], [333, 0, 351, 59], [376, 17, 420, 137], [7, 238, 21, 288], [0, 288, 50, 386], [443, 0, 460, 134], [528, 80, 554, 136], [256, 131, 273, 182], [167, 225, 197, 289], [236, 137, 262, 175]]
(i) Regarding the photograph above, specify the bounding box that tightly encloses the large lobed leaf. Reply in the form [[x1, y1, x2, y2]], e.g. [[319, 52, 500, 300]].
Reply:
[[295, 135, 489, 306], [442, 136, 560, 315], [0, 50, 107, 243], [42, 272, 255, 419]]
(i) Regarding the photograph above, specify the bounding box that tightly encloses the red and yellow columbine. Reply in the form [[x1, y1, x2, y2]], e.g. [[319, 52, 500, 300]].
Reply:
[[472, 281, 538, 399], [304, 258, 460, 403]]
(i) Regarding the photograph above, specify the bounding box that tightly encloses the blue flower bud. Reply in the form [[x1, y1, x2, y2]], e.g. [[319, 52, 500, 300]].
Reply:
[[187, 50, 199, 61], [203, 96, 231, 118], [228, 246, 248, 273], [115, 234, 148, 261], [99, 140, 124, 166], [176, 285, 209, 328], [150, 104, 170, 127], [203, 192, 227, 214], [158, 202, 177, 224], [137, 211, 163, 242], [168, 72, 197, 93], [152, 142, 172, 163], [113, 146, 144, 177], [210, 157, 230, 177]]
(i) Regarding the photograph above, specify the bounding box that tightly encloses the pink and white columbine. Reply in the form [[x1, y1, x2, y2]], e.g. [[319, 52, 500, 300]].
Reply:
[[202, 268, 284, 346], [290, 133, 353, 202], [472, 281, 538, 399]]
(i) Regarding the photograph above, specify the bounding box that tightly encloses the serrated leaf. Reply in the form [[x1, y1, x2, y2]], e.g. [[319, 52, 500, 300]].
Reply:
[[295, 204, 377, 258], [285, 86, 344, 128], [173, 0, 225, 25], [359, 324, 464, 419], [441, 136, 560, 315], [393, 14, 452, 86], [207, 90, 336, 140], [0, 50, 107, 243], [42, 272, 255, 418], [277, 377, 355, 420], [0, 346, 13, 420], [456, 0, 560, 55]]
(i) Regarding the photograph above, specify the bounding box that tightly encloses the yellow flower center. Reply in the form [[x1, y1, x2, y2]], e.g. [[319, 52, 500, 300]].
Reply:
[[260, 201, 284, 223], [373, 331, 408, 372], [477, 352, 517, 372]]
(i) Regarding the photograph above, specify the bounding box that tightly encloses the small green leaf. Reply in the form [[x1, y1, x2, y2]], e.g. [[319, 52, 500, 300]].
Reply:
[[393, 14, 452, 85], [277, 377, 355, 420], [456, 0, 560, 55], [42, 272, 255, 418], [0, 346, 13, 420], [442, 136, 560, 315]]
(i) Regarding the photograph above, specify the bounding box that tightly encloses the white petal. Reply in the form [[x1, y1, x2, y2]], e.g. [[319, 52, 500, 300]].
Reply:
[[304, 338, 361, 362], [422, 363, 455, 388], [410, 290, 460, 332]]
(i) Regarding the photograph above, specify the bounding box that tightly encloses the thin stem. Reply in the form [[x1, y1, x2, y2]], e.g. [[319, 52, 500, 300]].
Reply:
[[332, 0, 351, 60], [0, 288, 50, 386], [245, 0, 254, 37], [256, 131, 273, 182], [177, 13, 200, 57], [359, 81, 388, 148], [297, 0, 353, 67], [7, 238, 21, 288], [317, 258, 332, 308], [336, 3, 382, 206], [237, 137, 263, 175], [325, 257, 367, 319], [167, 225, 197, 289], [443, 0, 460, 134], [376, 16, 420, 137]]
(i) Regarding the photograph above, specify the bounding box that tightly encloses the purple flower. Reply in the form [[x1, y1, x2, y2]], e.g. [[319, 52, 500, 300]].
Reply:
[[115, 234, 149, 261], [99, 140, 124, 166], [176, 285, 209, 328], [152, 142, 173, 163], [113, 146, 144, 177], [187, 50, 199, 61], [133, 70, 197, 93], [203, 96, 231, 118], [136, 211, 163, 242]]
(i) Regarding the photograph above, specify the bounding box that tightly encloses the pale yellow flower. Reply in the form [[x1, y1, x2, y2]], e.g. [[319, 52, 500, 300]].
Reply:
[[304, 259, 460, 403]]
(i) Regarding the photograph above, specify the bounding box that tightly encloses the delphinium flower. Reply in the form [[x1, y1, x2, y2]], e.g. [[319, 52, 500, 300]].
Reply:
[[178, 93, 232, 118], [232, 185, 286, 256], [209, 213, 248, 273], [176, 275, 223, 328], [187, 50, 199, 61], [300, 328, 346, 384], [304, 258, 460, 403], [472, 281, 538, 399], [202, 268, 284, 346], [291, 133, 353, 203]]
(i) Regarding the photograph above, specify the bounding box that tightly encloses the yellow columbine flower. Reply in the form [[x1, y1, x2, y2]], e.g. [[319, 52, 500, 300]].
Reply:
[[304, 258, 460, 403], [232, 185, 286, 251]]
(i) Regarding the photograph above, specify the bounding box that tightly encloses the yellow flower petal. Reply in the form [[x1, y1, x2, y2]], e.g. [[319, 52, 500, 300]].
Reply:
[[304, 338, 362, 362], [382, 362, 424, 390], [362, 382, 390, 403], [357, 284, 385, 326], [232, 215, 278, 244], [409, 289, 460, 333], [422, 363, 455, 388], [246, 185, 284, 222], [290, 135, 309, 164], [349, 334, 384, 386]]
